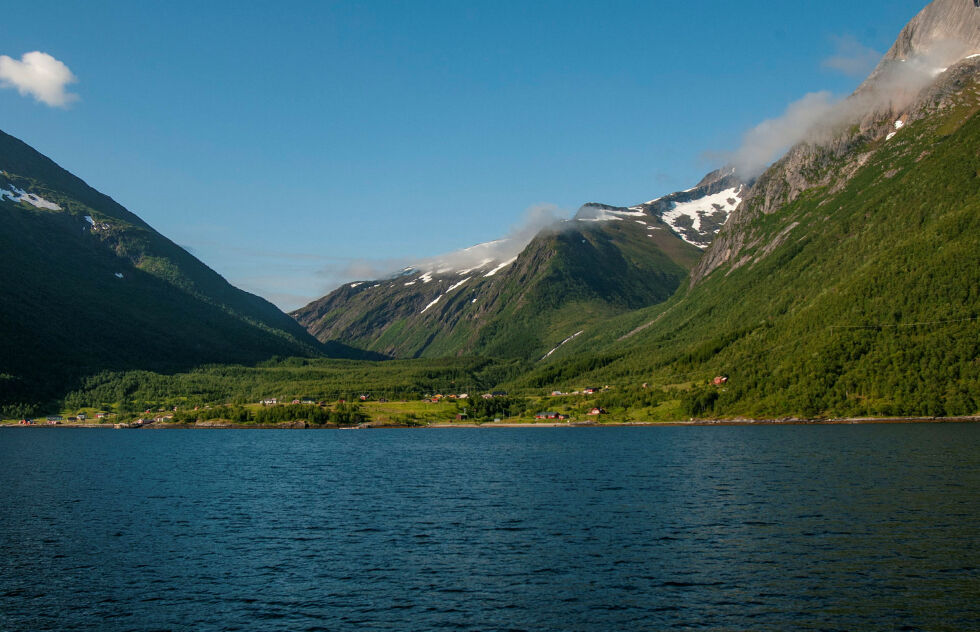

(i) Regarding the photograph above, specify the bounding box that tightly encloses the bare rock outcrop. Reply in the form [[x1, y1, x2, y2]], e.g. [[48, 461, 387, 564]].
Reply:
[[690, 0, 980, 286]]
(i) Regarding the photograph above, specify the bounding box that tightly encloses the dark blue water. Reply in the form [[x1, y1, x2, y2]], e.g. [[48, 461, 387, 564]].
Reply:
[[1, 425, 978, 631]]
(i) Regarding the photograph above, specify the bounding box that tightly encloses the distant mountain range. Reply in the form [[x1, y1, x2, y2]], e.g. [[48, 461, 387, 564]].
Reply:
[[291, 167, 745, 360]]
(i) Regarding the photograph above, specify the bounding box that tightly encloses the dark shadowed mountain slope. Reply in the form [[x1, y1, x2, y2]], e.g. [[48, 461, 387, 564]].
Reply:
[[0, 129, 345, 410]]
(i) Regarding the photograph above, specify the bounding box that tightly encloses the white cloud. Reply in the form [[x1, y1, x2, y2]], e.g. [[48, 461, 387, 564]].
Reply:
[[408, 203, 569, 274], [728, 41, 966, 178], [300, 203, 571, 305], [731, 91, 841, 177], [822, 35, 882, 78], [0, 51, 78, 107]]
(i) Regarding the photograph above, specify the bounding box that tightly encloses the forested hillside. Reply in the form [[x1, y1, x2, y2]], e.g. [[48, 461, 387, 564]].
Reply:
[[518, 65, 980, 418]]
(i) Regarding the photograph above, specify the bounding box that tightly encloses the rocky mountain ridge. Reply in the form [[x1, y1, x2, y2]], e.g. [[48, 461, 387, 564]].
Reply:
[[690, 0, 980, 285], [291, 168, 749, 359]]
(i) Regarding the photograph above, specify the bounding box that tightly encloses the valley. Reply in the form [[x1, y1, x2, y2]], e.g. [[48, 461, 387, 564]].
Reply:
[[2, 0, 979, 424]]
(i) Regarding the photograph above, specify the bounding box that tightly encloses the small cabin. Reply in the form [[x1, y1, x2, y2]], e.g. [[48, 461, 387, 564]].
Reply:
[[713, 376, 729, 386], [587, 407, 606, 416]]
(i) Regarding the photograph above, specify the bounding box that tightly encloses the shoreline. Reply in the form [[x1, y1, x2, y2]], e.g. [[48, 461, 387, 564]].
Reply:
[[3, 416, 978, 429]]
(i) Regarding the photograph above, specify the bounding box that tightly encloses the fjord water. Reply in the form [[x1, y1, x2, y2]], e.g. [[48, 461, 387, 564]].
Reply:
[[1, 425, 977, 631]]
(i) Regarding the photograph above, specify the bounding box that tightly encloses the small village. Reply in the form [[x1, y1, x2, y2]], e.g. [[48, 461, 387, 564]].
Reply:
[[3, 376, 738, 428], [5, 384, 646, 428]]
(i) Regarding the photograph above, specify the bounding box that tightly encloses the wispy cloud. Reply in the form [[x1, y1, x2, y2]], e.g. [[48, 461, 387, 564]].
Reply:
[[730, 91, 841, 177], [183, 205, 569, 312], [822, 35, 882, 78], [409, 203, 568, 274], [302, 203, 571, 304], [727, 41, 966, 177], [0, 51, 78, 107]]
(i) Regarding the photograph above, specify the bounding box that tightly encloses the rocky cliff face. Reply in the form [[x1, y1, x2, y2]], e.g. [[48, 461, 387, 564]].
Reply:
[[874, 0, 980, 68], [690, 0, 980, 285]]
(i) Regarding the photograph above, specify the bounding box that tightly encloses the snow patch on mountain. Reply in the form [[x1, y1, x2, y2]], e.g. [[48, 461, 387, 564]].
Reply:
[[577, 208, 646, 223], [0, 186, 61, 210], [458, 257, 495, 275], [420, 294, 442, 314], [484, 256, 518, 277], [661, 186, 743, 248]]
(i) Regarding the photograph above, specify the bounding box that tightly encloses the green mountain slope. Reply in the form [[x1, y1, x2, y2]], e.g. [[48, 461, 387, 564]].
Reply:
[[0, 129, 334, 411], [293, 215, 702, 361], [516, 60, 980, 418]]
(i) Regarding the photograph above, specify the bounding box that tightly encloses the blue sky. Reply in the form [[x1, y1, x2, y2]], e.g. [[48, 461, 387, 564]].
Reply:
[[0, 0, 928, 309]]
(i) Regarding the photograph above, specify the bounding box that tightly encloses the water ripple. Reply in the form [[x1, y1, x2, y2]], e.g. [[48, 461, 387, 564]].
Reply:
[[0, 424, 978, 631]]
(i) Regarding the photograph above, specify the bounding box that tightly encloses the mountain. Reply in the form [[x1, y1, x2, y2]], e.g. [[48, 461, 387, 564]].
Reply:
[[693, 0, 980, 285], [0, 129, 340, 411], [290, 170, 750, 360], [513, 0, 980, 418], [595, 167, 745, 249]]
